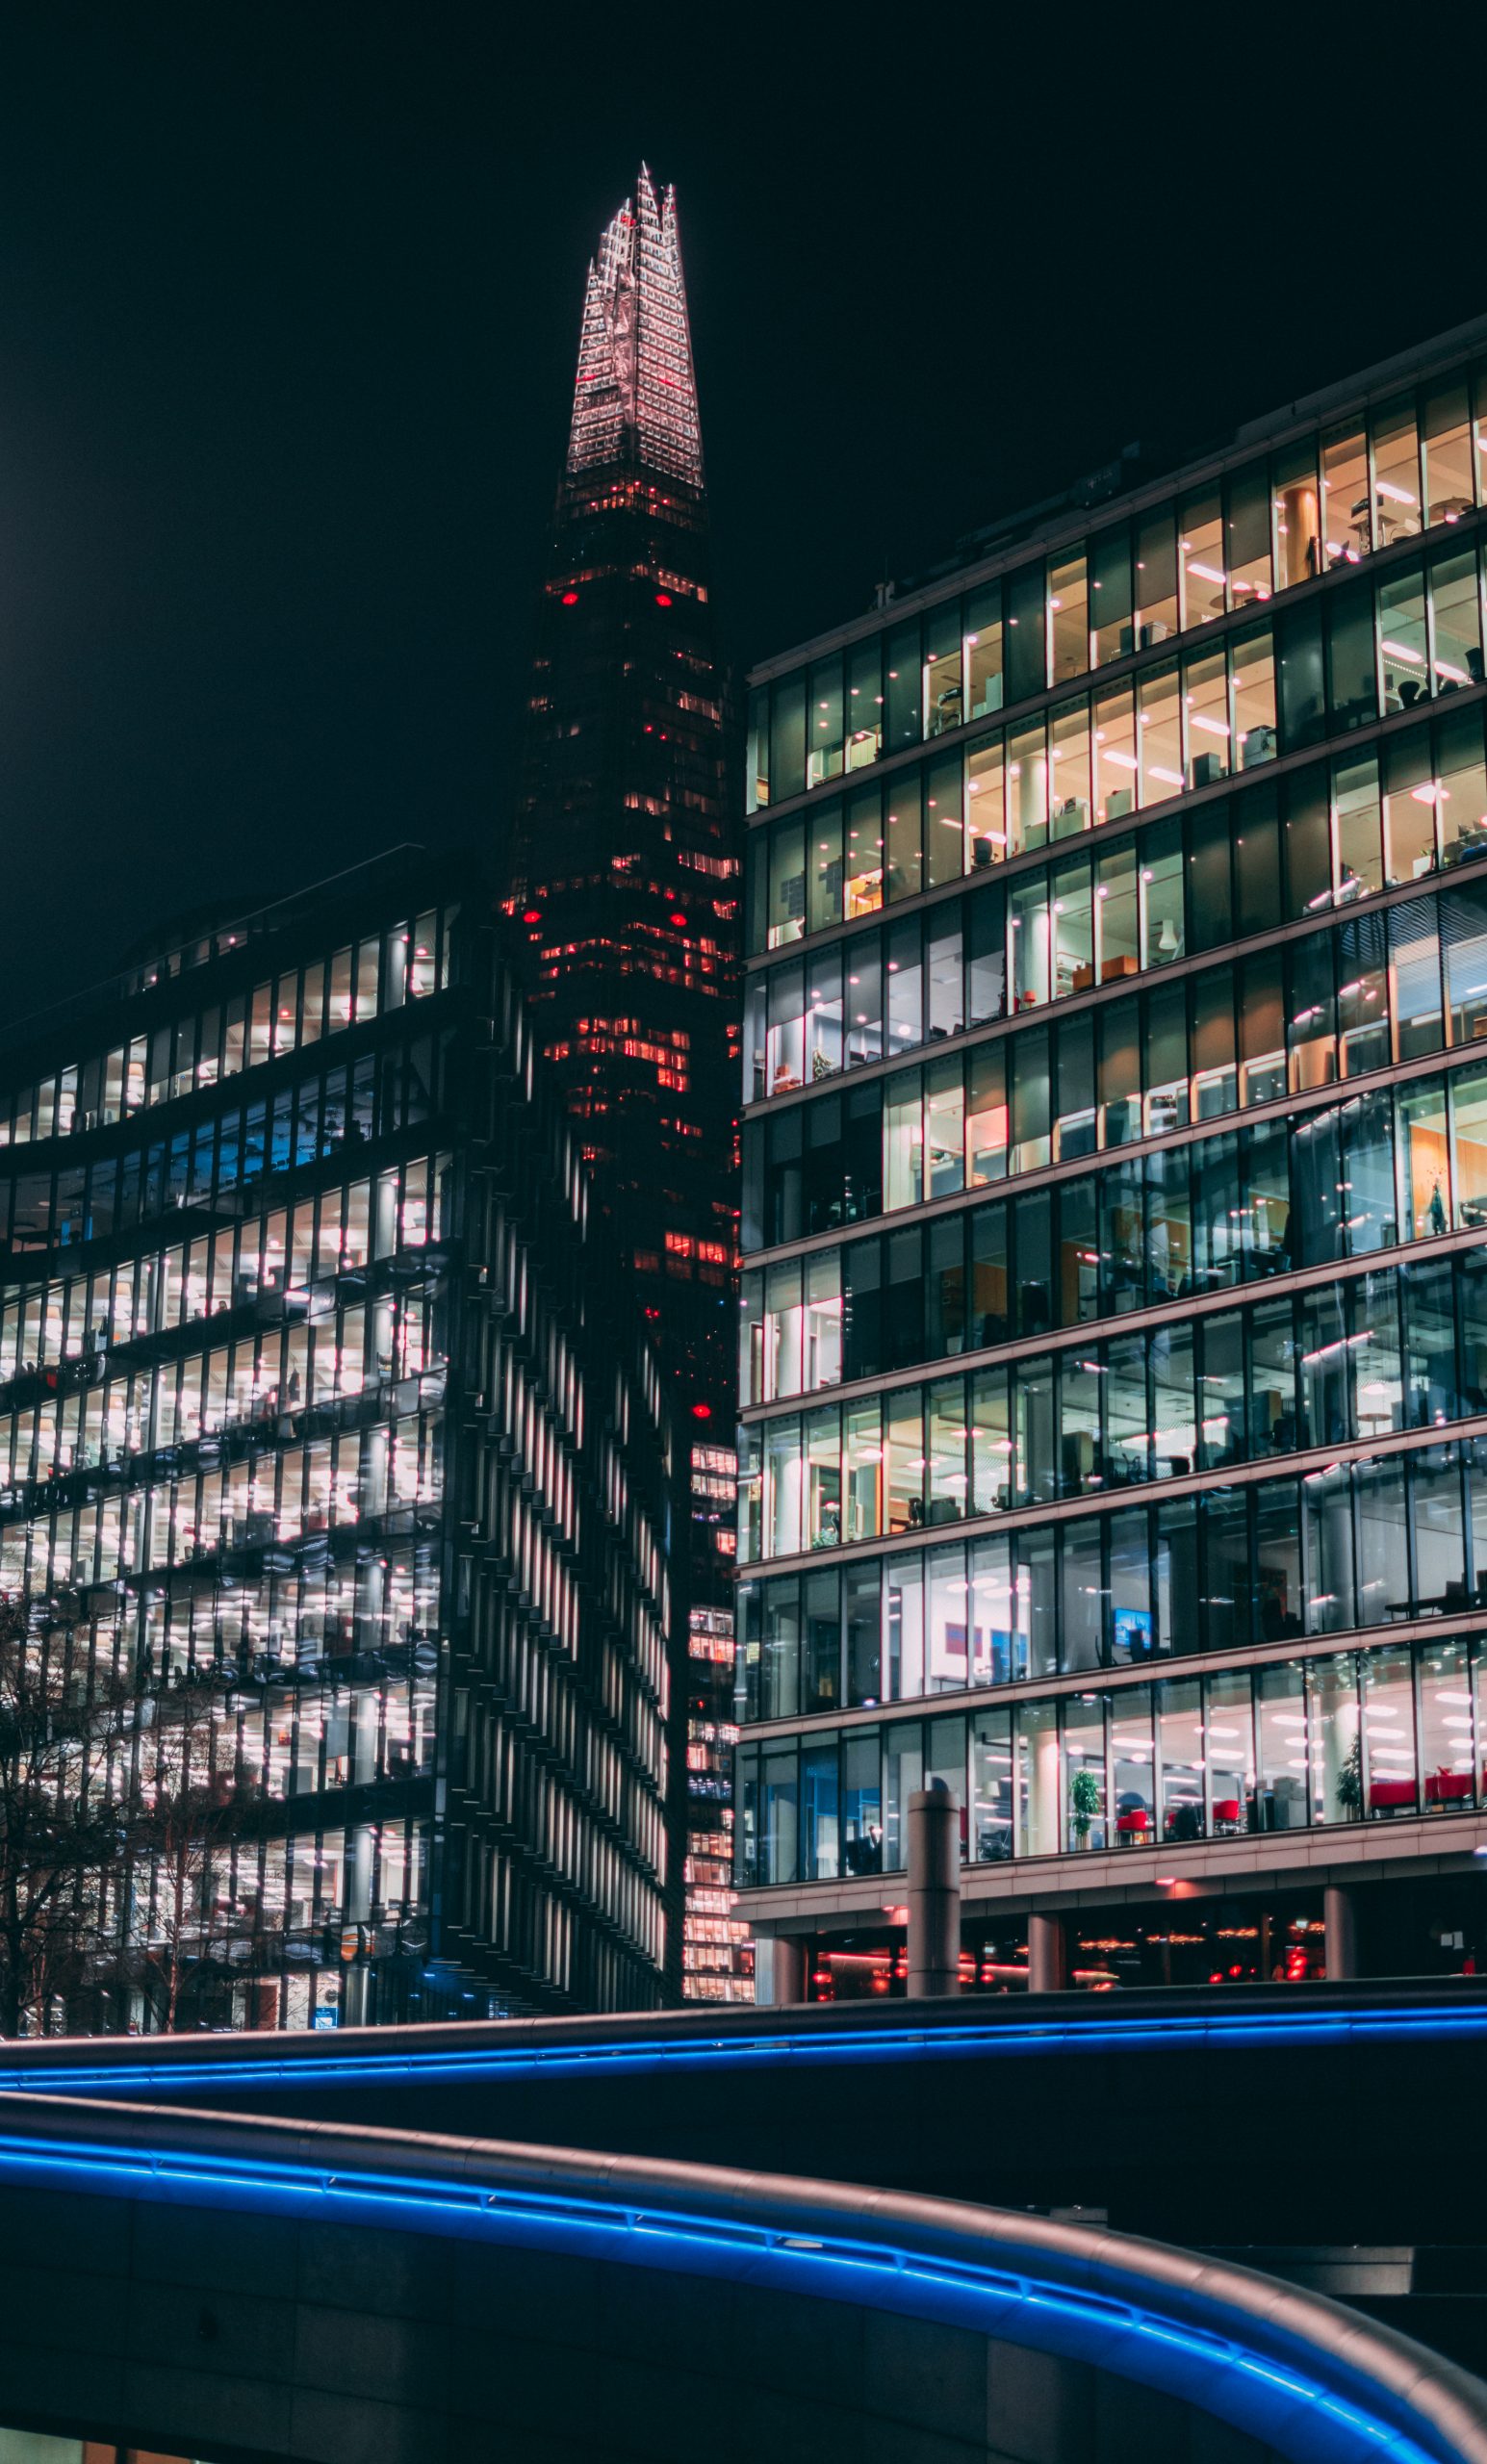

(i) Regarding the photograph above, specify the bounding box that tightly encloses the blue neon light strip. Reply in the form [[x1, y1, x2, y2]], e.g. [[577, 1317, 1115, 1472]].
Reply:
[[2, 1997, 1485, 2102], [0, 2125, 1441, 2464]]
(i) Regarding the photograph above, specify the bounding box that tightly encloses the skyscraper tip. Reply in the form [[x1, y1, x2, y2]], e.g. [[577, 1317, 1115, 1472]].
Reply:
[[566, 167, 702, 489]]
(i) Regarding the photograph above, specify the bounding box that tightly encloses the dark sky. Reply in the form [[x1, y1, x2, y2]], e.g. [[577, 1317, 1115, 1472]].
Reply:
[[0, 3, 1477, 1025]]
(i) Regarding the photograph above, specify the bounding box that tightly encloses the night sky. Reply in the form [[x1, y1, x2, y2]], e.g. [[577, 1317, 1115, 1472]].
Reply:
[[0, 4, 1476, 1026]]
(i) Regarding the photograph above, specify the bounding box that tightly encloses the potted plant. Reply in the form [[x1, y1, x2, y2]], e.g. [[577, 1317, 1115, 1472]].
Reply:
[[1069, 1764, 1101, 1848]]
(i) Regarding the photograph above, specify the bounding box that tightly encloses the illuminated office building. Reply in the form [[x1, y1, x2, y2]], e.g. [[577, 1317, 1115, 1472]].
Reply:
[[0, 852, 674, 2028], [734, 319, 1487, 1995], [505, 171, 750, 2000]]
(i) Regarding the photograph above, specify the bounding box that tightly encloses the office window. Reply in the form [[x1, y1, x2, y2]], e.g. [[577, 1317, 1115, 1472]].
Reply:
[[1398, 1080, 1451, 1241], [885, 616, 923, 753], [1384, 734, 1440, 889], [1048, 551, 1090, 682], [1134, 505, 1177, 644], [925, 1057, 964, 1201], [970, 1703, 1013, 1859], [1184, 647, 1230, 790], [885, 1555, 925, 1701], [1156, 1678, 1205, 1841], [966, 1043, 1008, 1187], [844, 783, 885, 918], [1226, 461, 1272, 607], [1005, 561, 1045, 702], [1010, 1028, 1051, 1173], [1014, 1699, 1060, 1857], [767, 819, 805, 949], [1257, 1660, 1309, 1831], [1452, 1062, 1487, 1228], [1010, 873, 1050, 1013], [1437, 702, 1487, 880], [885, 915, 923, 1056], [926, 1538, 969, 1685], [1327, 581, 1377, 731], [1307, 1654, 1362, 1822], [1093, 681, 1139, 823], [808, 655, 845, 787], [965, 581, 1004, 719], [1179, 487, 1225, 629], [966, 733, 1006, 865], [1379, 564, 1430, 715], [1334, 751, 1384, 901], [1138, 660, 1183, 806], [1272, 439, 1320, 589], [884, 1069, 923, 1213], [808, 946, 845, 1081], [923, 617, 962, 741], [808, 803, 844, 936], [1111, 1686, 1155, 1848], [747, 686, 769, 812], [1371, 397, 1422, 545], [926, 906, 963, 1038], [1255, 1475, 1303, 1637], [1423, 384, 1474, 528], [1430, 551, 1483, 697], [1055, 1012, 1096, 1161], [1051, 854, 1093, 1000], [1232, 625, 1277, 768], [1063, 1693, 1107, 1848], [1276, 599, 1325, 750], [1007, 715, 1048, 857], [885, 772, 923, 903], [842, 1726, 883, 1869], [1099, 996, 1141, 1146], [1418, 1633, 1474, 1811], [1090, 524, 1132, 664], [1321, 424, 1369, 565], [847, 636, 884, 770], [1049, 698, 1091, 838], [805, 1406, 841, 1551], [924, 751, 964, 890], [771, 671, 807, 804], [1411, 1446, 1466, 1617]]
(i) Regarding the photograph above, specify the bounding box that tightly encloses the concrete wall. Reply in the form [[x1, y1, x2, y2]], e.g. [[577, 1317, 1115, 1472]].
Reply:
[[0, 2171, 1291, 2464]]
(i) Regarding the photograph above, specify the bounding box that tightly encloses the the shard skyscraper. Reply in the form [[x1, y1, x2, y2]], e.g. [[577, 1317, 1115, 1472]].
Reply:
[[504, 171, 750, 1998]]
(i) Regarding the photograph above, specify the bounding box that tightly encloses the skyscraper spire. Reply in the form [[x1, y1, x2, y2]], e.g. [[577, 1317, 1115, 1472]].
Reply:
[[508, 169, 747, 2002], [566, 167, 703, 488]]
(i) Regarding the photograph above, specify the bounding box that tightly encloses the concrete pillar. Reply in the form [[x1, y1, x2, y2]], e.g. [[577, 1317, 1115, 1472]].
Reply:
[[908, 1781, 960, 1996], [1027, 1910, 1068, 1994], [756, 1935, 807, 2007], [1324, 1883, 1360, 1982]]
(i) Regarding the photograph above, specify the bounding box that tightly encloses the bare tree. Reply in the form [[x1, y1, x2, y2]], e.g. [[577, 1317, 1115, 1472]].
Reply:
[[127, 1674, 259, 2031], [0, 1591, 132, 2036]]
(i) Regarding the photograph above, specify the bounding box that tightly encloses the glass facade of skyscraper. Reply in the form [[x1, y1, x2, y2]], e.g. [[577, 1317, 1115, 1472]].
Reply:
[[0, 853, 673, 2030], [733, 319, 1487, 1991]]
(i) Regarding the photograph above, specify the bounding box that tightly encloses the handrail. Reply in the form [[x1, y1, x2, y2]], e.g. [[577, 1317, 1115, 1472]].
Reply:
[[0, 2092, 1478, 2464], [3, 1980, 1487, 2101]]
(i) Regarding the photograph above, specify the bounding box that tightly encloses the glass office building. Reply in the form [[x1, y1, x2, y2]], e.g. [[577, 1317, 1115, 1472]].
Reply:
[[0, 851, 673, 2029], [734, 317, 1487, 1991]]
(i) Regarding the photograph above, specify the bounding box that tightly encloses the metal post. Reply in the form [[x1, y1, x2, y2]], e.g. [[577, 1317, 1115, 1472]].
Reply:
[[757, 1934, 806, 2007], [1324, 1883, 1359, 1982], [1027, 1911, 1068, 1993], [907, 1781, 960, 1996]]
